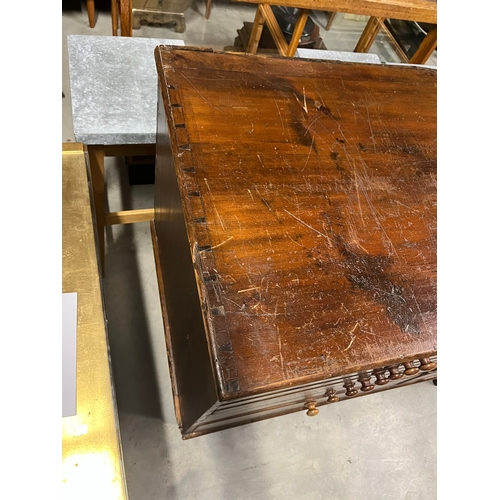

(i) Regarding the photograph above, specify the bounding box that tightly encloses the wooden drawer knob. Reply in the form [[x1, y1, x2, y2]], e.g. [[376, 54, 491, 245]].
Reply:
[[373, 368, 389, 385], [387, 364, 404, 380], [344, 380, 358, 397], [403, 361, 419, 376], [304, 401, 319, 416], [325, 390, 339, 403], [419, 358, 437, 371]]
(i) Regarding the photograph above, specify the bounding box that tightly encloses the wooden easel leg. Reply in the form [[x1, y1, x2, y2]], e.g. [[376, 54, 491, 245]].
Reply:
[[88, 146, 106, 274], [247, 5, 265, 54], [354, 16, 382, 53], [410, 26, 437, 64], [87, 0, 96, 28]]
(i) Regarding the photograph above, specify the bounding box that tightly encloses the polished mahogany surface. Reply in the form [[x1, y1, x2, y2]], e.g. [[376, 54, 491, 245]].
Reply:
[[154, 46, 436, 436]]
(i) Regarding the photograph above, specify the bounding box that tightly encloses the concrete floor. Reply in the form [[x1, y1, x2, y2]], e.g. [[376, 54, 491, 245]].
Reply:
[[62, 4, 437, 499]]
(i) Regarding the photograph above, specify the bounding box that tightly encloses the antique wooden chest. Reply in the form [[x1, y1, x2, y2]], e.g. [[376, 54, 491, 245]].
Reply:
[[152, 46, 437, 439]]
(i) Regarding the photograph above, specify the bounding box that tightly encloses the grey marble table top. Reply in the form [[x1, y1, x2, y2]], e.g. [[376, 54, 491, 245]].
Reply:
[[296, 48, 381, 64], [67, 36, 388, 146], [67, 35, 185, 145]]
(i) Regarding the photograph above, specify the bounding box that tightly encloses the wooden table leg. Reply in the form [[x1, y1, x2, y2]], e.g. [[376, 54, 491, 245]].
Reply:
[[354, 16, 383, 53], [111, 0, 119, 36], [325, 12, 336, 31], [205, 0, 212, 19], [120, 0, 133, 36], [247, 5, 266, 54], [410, 26, 437, 64], [87, 146, 106, 273], [85, 143, 158, 274]]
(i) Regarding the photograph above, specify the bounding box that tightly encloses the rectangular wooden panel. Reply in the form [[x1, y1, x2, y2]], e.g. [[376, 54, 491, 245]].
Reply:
[[153, 46, 436, 438], [153, 84, 219, 434]]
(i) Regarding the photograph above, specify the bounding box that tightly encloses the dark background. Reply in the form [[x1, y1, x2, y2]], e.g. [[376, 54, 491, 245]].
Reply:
[[62, 0, 111, 13]]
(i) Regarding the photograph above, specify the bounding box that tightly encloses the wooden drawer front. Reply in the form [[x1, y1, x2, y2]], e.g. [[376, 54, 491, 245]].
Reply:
[[184, 356, 436, 438]]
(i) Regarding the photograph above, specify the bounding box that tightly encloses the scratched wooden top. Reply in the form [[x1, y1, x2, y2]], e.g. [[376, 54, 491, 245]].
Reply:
[[155, 46, 437, 397], [230, 0, 437, 24]]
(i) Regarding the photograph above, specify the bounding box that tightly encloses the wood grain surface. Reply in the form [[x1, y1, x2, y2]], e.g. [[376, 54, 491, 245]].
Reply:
[[231, 0, 437, 24], [120, 0, 133, 36], [154, 47, 436, 414]]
